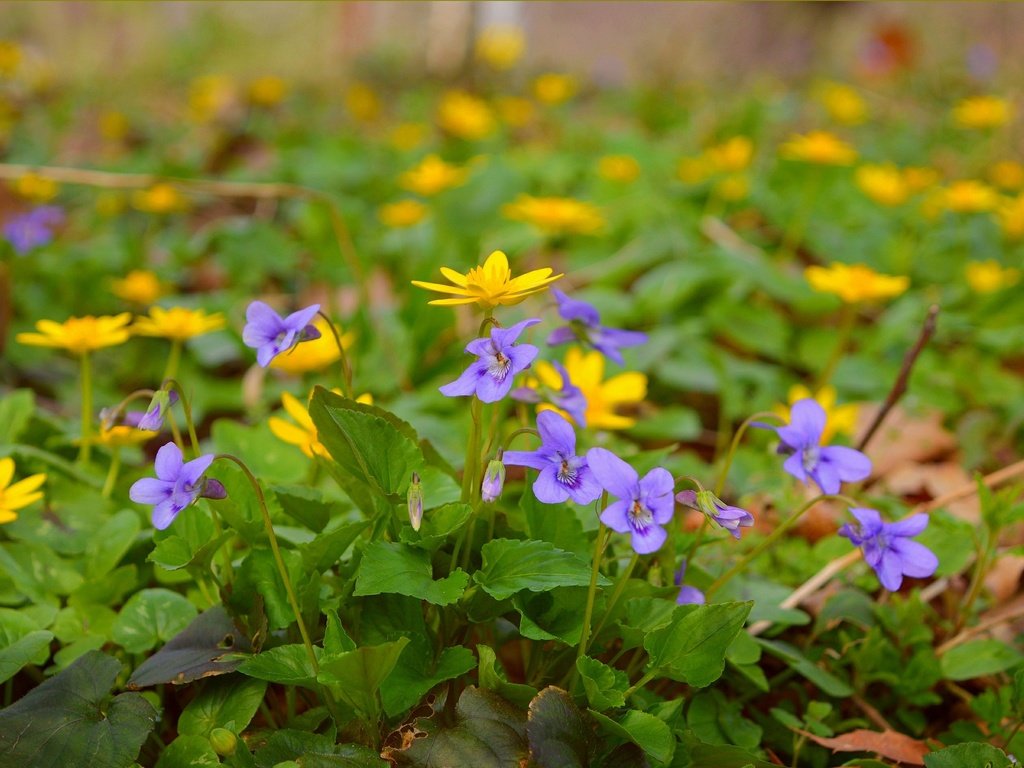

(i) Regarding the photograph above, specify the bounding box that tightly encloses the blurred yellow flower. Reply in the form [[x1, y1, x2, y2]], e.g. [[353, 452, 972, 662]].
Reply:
[[713, 174, 750, 202], [270, 390, 371, 458], [0, 458, 45, 524], [805, 263, 909, 304], [816, 82, 867, 125], [779, 131, 857, 165], [902, 166, 940, 193], [133, 307, 225, 341], [989, 160, 1024, 191], [707, 136, 754, 173], [953, 95, 1011, 129], [96, 425, 158, 448], [598, 154, 640, 183], [17, 313, 132, 355], [96, 192, 126, 217], [270, 317, 353, 375], [965, 260, 1020, 293], [378, 199, 427, 228], [12, 172, 58, 203], [189, 74, 237, 122], [0, 41, 22, 77], [400, 154, 468, 196], [247, 76, 287, 107], [502, 194, 604, 236], [941, 180, 999, 214], [111, 270, 165, 305], [535, 348, 646, 430], [99, 111, 130, 143], [533, 73, 577, 105], [677, 156, 711, 185], [345, 82, 380, 123], [437, 90, 494, 140], [389, 122, 428, 151], [855, 164, 909, 206], [997, 194, 1024, 239], [412, 249, 561, 308], [475, 25, 524, 70], [496, 96, 535, 128], [774, 384, 858, 444], [132, 183, 189, 214]]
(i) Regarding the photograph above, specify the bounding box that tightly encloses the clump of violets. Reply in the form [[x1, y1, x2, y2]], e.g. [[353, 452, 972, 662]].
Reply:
[[771, 399, 871, 494], [242, 301, 321, 367], [587, 447, 674, 554], [511, 360, 588, 426], [838, 508, 938, 591], [3, 206, 64, 255], [547, 289, 647, 365], [128, 443, 225, 529], [440, 318, 539, 403], [503, 411, 601, 505], [676, 489, 754, 539]]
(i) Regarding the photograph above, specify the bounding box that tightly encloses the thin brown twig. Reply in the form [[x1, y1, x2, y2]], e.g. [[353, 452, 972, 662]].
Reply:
[[937, 595, 1024, 655]]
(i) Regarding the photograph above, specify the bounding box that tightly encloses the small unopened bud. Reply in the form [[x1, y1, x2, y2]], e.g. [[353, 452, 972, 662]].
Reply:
[[209, 727, 237, 757], [481, 458, 505, 503], [200, 478, 227, 500], [137, 389, 178, 432], [407, 472, 424, 531]]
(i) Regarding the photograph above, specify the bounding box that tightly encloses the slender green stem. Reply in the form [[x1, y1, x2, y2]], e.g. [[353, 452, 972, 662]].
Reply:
[[501, 427, 540, 452], [588, 552, 639, 646], [461, 397, 484, 503], [623, 669, 657, 700], [162, 339, 182, 383], [705, 493, 853, 598], [815, 302, 857, 390], [99, 388, 156, 430], [575, 519, 610, 669], [715, 411, 783, 496], [316, 310, 353, 399], [956, 534, 995, 634], [162, 380, 200, 458], [101, 450, 121, 498], [78, 352, 93, 464]]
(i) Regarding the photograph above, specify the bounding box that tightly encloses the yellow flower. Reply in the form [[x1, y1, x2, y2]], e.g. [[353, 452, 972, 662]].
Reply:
[[189, 74, 237, 122], [269, 317, 354, 375], [713, 174, 750, 202], [774, 385, 858, 444], [707, 136, 754, 173], [940, 180, 999, 214], [345, 82, 381, 123], [677, 156, 711, 185], [437, 90, 495, 140], [533, 73, 577, 105], [779, 131, 857, 165], [132, 307, 225, 342], [475, 26, 524, 70], [412, 250, 562, 308], [378, 199, 427, 228], [997, 194, 1024, 240], [953, 95, 1011, 129], [598, 154, 640, 183], [902, 166, 940, 194], [502, 194, 604, 236], [12, 172, 58, 203], [989, 160, 1024, 191], [0, 458, 45, 524], [804, 263, 909, 304], [855, 164, 909, 206], [535, 348, 646, 430], [96, 425, 158, 448], [389, 122, 428, 151], [965, 260, 1020, 293], [111, 270, 166, 305], [815, 82, 867, 125], [400, 154, 468, 196], [132, 183, 189, 214], [495, 96, 535, 128], [247, 76, 287, 107], [17, 313, 132, 355], [0, 41, 22, 77], [270, 390, 372, 458]]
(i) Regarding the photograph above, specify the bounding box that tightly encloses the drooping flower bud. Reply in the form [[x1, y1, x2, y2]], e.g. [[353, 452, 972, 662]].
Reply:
[[675, 488, 754, 540], [407, 472, 424, 531], [481, 457, 506, 503], [137, 388, 179, 432], [201, 478, 228, 500]]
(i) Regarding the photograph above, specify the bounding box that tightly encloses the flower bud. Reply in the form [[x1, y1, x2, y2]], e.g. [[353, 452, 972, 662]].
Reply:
[[407, 472, 423, 531], [481, 458, 505, 503], [200, 478, 227, 500], [137, 388, 178, 432], [209, 727, 237, 757]]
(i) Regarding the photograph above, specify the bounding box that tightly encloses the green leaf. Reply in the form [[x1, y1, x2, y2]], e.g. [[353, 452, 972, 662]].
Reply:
[[154, 735, 221, 768], [0, 389, 35, 443], [941, 640, 1024, 681], [576, 656, 628, 711], [149, 504, 228, 573], [514, 587, 587, 645], [238, 644, 320, 689], [252, 729, 387, 768], [527, 687, 591, 768], [475, 538, 605, 601], [299, 519, 368, 573], [111, 588, 198, 654], [0, 651, 155, 768], [229, 548, 306, 630], [272, 484, 334, 532], [521, 489, 589, 557], [679, 732, 778, 768], [757, 638, 853, 697], [590, 709, 674, 764], [354, 541, 469, 606], [309, 387, 424, 497], [0, 630, 53, 684], [923, 743, 1013, 768], [382, 645, 476, 717], [85, 510, 141, 580], [318, 637, 411, 719], [399, 502, 472, 550], [644, 602, 752, 687], [476, 645, 537, 709], [178, 674, 267, 737]]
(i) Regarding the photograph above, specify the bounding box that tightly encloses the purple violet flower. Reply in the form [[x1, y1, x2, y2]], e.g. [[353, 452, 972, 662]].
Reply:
[[674, 561, 706, 606], [503, 411, 602, 505], [511, 361, 588, 427], [3, 206, 64, 255], [547, 289, 647, 365], [242, 301, 321, 368], [137, 389, 179, 432], [838, 508, 938, 591], [675, 489, 754, 540], [773, 399, 871, 495], [587, 447, 674, 554], [439, 318, 539, 403], [129, 442, 221, 530]]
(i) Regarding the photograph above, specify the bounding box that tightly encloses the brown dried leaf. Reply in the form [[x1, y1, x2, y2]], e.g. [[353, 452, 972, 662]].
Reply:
[[858, 406, 956, 474], [880, 461, 979, 521], [796, 728, 928, 765]]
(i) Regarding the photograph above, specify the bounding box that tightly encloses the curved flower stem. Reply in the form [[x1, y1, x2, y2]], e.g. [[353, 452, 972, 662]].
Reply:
[[166, 410, 185, 453], [705, 493, 854, 598], [715, 411, 783, 496], [316, 310, 353, 399], [101, 388, 157, 429], [623, 669, 658, 700], [574, 521, 610, 675], [162, 339, 182, 384], [101, 449, 122, 498], [588, 551, 639, 648], [214, 454, 343, 723], [78, 352, 93, 465], [500, 427, 540, 452], [814, 302, 857, 391], [163, 379, 200, 458]]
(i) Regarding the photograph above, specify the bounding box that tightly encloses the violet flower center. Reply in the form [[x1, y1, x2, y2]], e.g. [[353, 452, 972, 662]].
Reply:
[[487, 348, 512, 381], [801, 445, 820, 473], [557, 455, 580, 486], [628, 500, 653, 533]]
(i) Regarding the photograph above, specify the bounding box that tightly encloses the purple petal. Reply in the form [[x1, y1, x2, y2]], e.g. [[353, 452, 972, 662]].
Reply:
[[506, 343, 539, 375], [849, 507, 883, 534], [536, 411, 576, 455], [510, 386, 541, 403], [439, 361, 486, 398], [887, 513, 929, 537], [820, 446, 872, 484], [181, 454, 216, 487], [242, 301, 282, 345], [640, 468, 675, 524], [677, 585, 706, 605], [546, 326, 576, 347], [151, 501, 181, 531], [875, 549, 905, 591], [782, 452, 808, 484], [129, 478, 171, 505], [586, 448, 639, 500], [284, 304, 321, 332], [552, 289, 600, 326], [568, 467, 603, 505], [599, 499, 633, 533], [631, 524, 668, 555], [675, 490, 698, 508], [256, 343, 281, 368], [810, 461, 841, 495], [890, 538, 938, 578], [465, 337, 494, 356], [534, 465, 570, 504], [154, 442, 184, 481], [491, 318, 541, 348], [502, 449, 549, 471], [777, 398, 826, 448], [475, 372, 514, 403]]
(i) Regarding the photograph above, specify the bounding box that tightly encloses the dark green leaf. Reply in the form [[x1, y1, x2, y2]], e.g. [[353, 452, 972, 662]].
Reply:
[[923, 743, 1013, 768], [238, 644, 320, 689], [527, 687, 591, 768], [0, 630, 53, 684], [272, 484, 335, 532], [399, 503, 472, 550], [644, 602, 752, 687], [514, 587, 587, 645], [111, 588, 198, 654], [756, 638, 853, 697], [178, 674, 267, 737], [252, 729, 386, 768], [318, 637, 411, 719], [590, 709, 674, 764], [382, 645, 476, 717], [85, 510, 140, 579], [476, 538, 605, 601], [153, 735, 221, 768], [476, 645, 537, 709], [354, 541, 468, 606], [0, 389, 34, 443]]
